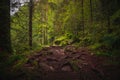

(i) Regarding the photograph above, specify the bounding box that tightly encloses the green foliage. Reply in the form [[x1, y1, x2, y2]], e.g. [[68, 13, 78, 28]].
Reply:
[[11, 5, 29, 53], [10, 0, 120, 57], [54, 34, 72, 46], [9, 54, 24, 63], [69, 60, 80, 72]]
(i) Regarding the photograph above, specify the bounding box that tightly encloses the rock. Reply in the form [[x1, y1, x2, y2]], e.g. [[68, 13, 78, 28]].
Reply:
[[46, 57, 58, 62], [61, 63, 73, 71], [61, 65, 73, 71], [64, 45, 77, 52], [39, 63, 55, 71]]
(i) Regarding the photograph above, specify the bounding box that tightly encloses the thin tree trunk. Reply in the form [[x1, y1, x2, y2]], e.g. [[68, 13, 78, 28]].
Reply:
[[107, 6, 111, 33], [81, 0, 84, 36], [42, 26, 44, 45], [29, 0, 33, 49], [100, 0, 104, 30], [90, 0, 93, 24], [45, 5, 48, 45]]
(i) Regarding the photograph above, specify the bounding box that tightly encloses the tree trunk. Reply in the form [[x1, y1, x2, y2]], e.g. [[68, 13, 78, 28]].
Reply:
[[81, 0, 84, 36], [107, 8, 111, 33], [0, 0, 12, 54], [29, 0, 33, 49], [90, 0, 93, 24]]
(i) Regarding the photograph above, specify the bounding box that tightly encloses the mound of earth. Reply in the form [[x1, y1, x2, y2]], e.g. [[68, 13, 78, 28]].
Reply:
[[13, 46, 120, 80]]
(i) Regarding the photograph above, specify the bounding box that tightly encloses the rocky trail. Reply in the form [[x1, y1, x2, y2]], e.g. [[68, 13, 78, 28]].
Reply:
[[13, 46, 120, 80]]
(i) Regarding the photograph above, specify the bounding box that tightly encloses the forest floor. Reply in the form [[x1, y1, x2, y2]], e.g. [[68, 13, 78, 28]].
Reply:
[[7, 46, 120, 80]]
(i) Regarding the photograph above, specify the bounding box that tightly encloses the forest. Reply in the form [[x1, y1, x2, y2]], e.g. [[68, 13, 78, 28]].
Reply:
[[0, 0, 120, 80]]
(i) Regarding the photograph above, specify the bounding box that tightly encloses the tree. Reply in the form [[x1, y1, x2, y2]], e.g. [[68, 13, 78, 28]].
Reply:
[[29, 0, 33, 48], [81, 0, 84, 36], [0, 0, 12, 54], [90, 0, 93, 24]]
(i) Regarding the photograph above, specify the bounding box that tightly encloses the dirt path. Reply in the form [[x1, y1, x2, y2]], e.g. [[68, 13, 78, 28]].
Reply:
[[13, 46, 120, 80]]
